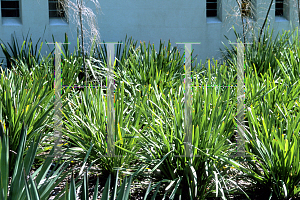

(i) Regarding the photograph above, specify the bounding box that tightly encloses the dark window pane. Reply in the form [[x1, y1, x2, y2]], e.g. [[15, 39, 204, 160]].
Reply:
[[1, 9, 19, 17], [49, 0, 65, 18], [1, 1, 19, 8], [1, 1, 19, 17], [276, 3, 283, 9], [241, 1, 251, 17], [206, 0, 217, 17], [275, 10, 283, 16], [275, 1, 284, 16], [58, 11, 65, 18], [49, 11, 56, 17], [49, 10, 65, 18], [49, 11, 60, 17], [207, 3, 217, 9], [207, 10, 217, 17], [49, 2, 58, 10]]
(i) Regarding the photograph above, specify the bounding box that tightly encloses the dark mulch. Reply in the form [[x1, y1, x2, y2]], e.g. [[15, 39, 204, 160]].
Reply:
[[25, 158, 300, 200]]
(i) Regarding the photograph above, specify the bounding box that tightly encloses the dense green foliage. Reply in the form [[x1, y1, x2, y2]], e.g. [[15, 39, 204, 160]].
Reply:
[[0, 27, 299, 199]]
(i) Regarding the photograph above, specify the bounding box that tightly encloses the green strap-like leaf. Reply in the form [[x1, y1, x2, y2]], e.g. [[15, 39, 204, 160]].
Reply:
[[101, 174, 111, 200], [69, 174, 76, 200]]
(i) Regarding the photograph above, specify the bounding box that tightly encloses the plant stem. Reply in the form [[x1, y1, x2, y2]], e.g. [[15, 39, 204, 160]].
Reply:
[[78, 0, 86, 89], [258, 0, 274, 44], [298, 0, 300, 28], [236, 0, 246, 43]]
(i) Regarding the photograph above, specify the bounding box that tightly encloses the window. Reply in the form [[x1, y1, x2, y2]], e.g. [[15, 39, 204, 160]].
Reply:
[[1, 0, 20, 17], [275, 0, 284, 16], [49, 0, 65, 18], [241, 0, 252, 18], [206, 0, 217, 17], [275, 0, 288, 21]]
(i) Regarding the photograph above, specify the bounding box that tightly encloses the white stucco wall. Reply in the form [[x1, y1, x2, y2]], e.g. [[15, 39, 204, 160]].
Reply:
[[0, 0, 299, 68]]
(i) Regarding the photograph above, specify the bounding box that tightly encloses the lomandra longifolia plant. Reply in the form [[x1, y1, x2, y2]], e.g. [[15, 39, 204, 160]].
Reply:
[[61, 80, 144, 183], [131, 60, 241, 199], [0, 31, 45, 71], [0, 123, 77, 200], [221, 26, 296, 80], [219, 64, 300, 199], [0, 66, 55, 176]]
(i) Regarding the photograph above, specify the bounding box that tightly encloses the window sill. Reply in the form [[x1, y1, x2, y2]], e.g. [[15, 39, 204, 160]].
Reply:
[[275, 16, 288, 22], [242, 17, 255, 23], [206, 17, 221, 24], [2, 18, 22, 26], [49, 18, 68, 25]]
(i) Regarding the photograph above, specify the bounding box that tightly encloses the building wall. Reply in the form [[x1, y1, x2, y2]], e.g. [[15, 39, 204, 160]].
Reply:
[[0, 0, 299, 68]]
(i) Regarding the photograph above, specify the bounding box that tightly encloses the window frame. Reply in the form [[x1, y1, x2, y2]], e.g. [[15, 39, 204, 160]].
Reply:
[[275, 0, 284, 16], [206, 0, 218, 18], [241, 0, 254, 19], [49, 0, 65, 18], [206, 0, 222, 23], [49, 0, 68, 25], [1, 0, 20, 18], [275, 0, 289, 21]]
